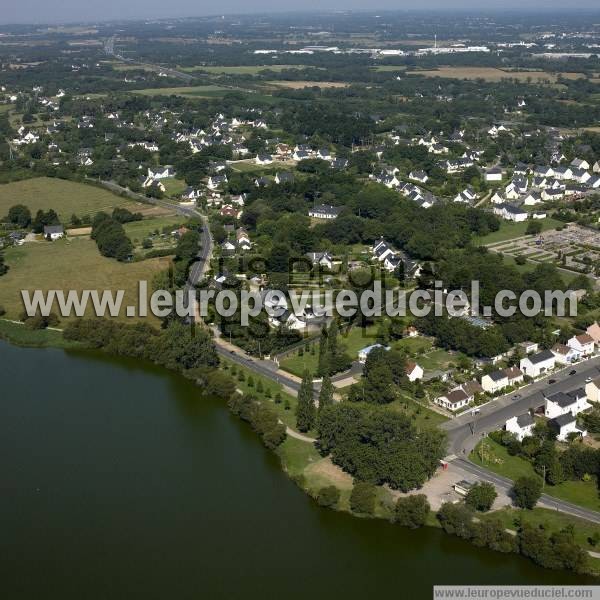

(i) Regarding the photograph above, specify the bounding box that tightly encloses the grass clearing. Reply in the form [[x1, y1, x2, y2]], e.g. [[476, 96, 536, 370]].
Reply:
[[0, 177, 135, 221], [472, 438, 600, 512], [474, 218, 564, 245], [0, 319, 80, 349], [0, 238, 170, 323], [265, 80, 349, 89], [131, 85, 232, 98]]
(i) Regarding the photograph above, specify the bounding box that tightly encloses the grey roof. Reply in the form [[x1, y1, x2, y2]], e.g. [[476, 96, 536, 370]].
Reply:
[[552, 413, 576, 427], [44, 225, 64, 235], [516, 413, 535, 428], [528, 349, 555, 364], [488, 370, 507, 381]]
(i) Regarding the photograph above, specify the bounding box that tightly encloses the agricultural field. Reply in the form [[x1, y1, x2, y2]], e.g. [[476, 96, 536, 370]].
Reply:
[[131, 85, 232, 98], [265, 81, 349, 89], [407, 67, 585, 83], [473, 217, 563, 245], [0, 237, 170, 323], [0, 178, 138, 221]]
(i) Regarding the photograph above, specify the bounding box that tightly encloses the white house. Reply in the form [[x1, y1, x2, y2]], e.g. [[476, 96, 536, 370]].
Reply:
[[585, 377, 600, 403], [551, 343, 580, 365], [544, 388, 590, 420], [567, 333, 595, 357], [481, 370, 508, 394], [255, 154, 273, 165], [550, 413, 587, 442], [485, 167, 503, 182], [147, 165, 175, 179], [305, 252, 333, 270], [520, 349, 556, 378], [522, 191, 542, 206], [406, 361, 424, 382], [409, 170, 429, 184], [436, 388, 471, 412], [308, 204, 342, 219], [506, 413, 535, 442], [43, 225, 64, 240], [571, 158, 590, 171]]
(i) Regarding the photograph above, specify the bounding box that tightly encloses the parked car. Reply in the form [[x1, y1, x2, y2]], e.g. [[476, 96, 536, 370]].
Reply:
[[569, 369, 577, 375], [512, 394, 521, 400], [548, 379, 556, 384]]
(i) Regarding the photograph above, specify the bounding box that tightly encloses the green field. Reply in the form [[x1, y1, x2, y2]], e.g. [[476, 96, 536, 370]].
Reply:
[[0, 319, 80, 349], [161, 177, 188, 197], [0, 177, 134, 221], [0, 238, 170, 322], [280, 325, 378, 377], [131, 85, 232, 98], [472, 438, 600, 512], [474, 217, 564, 245]]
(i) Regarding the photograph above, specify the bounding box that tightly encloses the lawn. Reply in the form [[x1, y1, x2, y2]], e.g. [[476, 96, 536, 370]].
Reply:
[[418, 348, 459, 371], [131, 85, 232, 98], [0, 319, 81, 349], [0, 177, 135, 221], [390, 394, 449, 428], [486, 506, 600, 551], [124, 215, 183, 249], [393, 336, 433, 355], [280, 324, 378, 377], [474, 218, 564, 245], [471, 438, 600, 512], [160, 177, 187, 197], [0, 238, 171, 323]]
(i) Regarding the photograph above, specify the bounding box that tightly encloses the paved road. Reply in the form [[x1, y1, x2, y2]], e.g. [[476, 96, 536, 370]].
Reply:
[[443, 356, 600, 457]]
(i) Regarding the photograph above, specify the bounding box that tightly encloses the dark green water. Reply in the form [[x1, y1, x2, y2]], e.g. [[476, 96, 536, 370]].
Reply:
[[0, 341, 594, 599]]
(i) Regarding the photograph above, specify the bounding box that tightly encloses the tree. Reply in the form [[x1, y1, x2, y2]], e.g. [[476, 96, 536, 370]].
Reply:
[[350, 482, 377, 515], [316, 485, 340, 508], [465, 482, 497, 512], [295, 370, 316, 432], [0, 254, 7, 277], [437, 503, 474, 539], [526, 220, 543, 236], [394, 495, 430, 528], [318, 375, 334, 417], [7, 204, 31, 228], [512, 476, 543, 509]]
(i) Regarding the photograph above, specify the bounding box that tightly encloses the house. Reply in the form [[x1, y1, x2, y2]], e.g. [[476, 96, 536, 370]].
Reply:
[[331, 157, 348, 170], [553, 166, 573, 181], [481, 370, 509, 394], [147, 165, 175, 179], [255, 153, 273, 165], [454, 186, 478, 204], [308, 204, 342, 220], [358, 344, 389, 364], [405, 326, 419, 338], [588, 175, 600, 189], [305, 252, 333, 270], [43, 225, 64, 240], [519, 341, 539, 355], [550, 414, 587, 442], [406, 362, 424, 382], [541, 188, 564, 201], [585, 377, 600, 403], [409, 170, 429, 184], [254, 176, 270, 187], [504, 366, 524, 387], [317, 148, 332, 160], [436, 388, 471, 412], [219, 205, 242, 219], [567, 333, 595, 357], [586, 322, 600, 344], [208, 175, 228, 190], [544, 388, 589, 419], [493, 203, 527, 223], [293, 149, 310, 161], [522, 191, 542, 206], [485, 167, 503, 182], [533, 166, 554, 178], [570, 158, 590, 171], [551, 343, 580, 365], [520, 349, 556, 378], [571, 168, 591, 184], [506, 413, 535, 442], [220, 240, 236, 254], [275, 172, 294, 185], [181, 187, 202, 200]]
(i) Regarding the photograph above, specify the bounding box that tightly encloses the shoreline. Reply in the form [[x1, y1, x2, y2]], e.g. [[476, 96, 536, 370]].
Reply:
[[2, 321, 599, 578]]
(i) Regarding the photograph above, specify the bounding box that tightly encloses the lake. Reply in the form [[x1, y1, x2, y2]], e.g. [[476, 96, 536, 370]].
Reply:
[[0, 341, 593, 599]]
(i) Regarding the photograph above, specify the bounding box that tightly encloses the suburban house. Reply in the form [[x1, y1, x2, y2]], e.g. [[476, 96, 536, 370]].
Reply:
[[571, 158, 590, 171], [481, 366, 523, 393], [208, 175, 228, 190], [275, 172, 294, 184], [408, 170, 429, 184], [436, 388, 471, 412], [406, 362, 424, 382], [147, 165, 175, 179], [358, 344, 389, 364], [305, 252, 333, 270], [308, 204, 342, 219], [567, 333, 595, 357], [255, 153, 273, 165], [44, 224, 64, 240], [551, 343, 580, 365], [506, 413, 535, 442], [585, 377, 600, 403], [493, 203, 527, 222], [587, 322, 600, 344], [544, 388, 590, 420], [549, 414, 587, 442], [485, 167, 503, 182], [520, 350, 556, 378]]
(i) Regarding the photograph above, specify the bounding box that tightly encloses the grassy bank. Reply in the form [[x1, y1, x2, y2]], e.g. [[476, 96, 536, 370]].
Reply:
[[0, 319, 81, 349]]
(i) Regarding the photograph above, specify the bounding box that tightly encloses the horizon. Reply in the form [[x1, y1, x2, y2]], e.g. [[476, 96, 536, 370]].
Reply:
[[2, 3, 600, 26]]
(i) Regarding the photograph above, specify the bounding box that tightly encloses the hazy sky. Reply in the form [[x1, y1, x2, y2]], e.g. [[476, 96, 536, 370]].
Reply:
[[1, 1, 597, 25]]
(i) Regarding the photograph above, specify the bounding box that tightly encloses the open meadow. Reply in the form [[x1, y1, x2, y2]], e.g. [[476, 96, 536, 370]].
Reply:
[[407, 67, 586, 83]]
